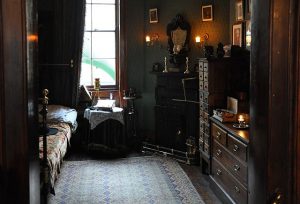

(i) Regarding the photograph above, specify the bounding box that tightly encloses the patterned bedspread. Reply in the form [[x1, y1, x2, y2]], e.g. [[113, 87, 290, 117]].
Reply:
[[39, 122, 72, 189]]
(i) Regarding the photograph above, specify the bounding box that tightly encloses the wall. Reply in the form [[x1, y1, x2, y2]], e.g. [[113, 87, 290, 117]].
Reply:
[[126, 0, 231, 138]]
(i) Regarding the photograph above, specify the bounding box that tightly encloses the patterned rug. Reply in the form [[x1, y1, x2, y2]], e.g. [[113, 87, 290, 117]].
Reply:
[[48, 156, 205, 204]]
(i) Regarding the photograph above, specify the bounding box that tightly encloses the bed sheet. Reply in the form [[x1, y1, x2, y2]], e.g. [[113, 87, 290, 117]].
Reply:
[[39, 122, 71, 189]]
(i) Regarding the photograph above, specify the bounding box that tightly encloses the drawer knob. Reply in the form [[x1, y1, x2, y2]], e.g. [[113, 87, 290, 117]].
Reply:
[[234, 186, 240, 193], [233, 164, 240, 171], [216, 169, 222, 176], [216, 149, 222, 156], [233, 144, 239, 152], [216, 132, 221, 139]]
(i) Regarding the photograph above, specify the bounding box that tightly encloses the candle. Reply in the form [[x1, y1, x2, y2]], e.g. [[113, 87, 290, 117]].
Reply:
[[238, 115, 244, 123], [195, 36, 201, 43], [94, 78, 100, 90], [145, 35, 150, 42]]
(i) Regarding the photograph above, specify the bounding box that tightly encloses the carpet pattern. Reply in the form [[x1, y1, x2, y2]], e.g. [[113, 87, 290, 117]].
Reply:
[[48, 156, 205, 204]]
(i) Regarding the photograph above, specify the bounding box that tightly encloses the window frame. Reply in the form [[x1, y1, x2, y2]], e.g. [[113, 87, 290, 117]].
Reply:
[[82, 0, 121, 91]]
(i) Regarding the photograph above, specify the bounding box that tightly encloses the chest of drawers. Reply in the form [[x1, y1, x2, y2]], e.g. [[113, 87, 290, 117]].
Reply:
[[198, 58, 230, 173], [210, 117, 249, 204], [198, 57, 250, 174]]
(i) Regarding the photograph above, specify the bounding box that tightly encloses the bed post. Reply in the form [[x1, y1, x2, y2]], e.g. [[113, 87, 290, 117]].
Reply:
[[39, 89, 50, 201]]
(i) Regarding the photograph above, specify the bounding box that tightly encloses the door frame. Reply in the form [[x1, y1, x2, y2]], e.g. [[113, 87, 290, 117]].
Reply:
[[0, 0, 39, 203], [250, 0, 299, 203]]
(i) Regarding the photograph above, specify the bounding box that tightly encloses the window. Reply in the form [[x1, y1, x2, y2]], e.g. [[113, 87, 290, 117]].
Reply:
[[80, 0, 119, 88]]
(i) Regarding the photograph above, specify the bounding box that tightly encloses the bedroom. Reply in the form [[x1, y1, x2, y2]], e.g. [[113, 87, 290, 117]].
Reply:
[[0, 0, 299, 203]]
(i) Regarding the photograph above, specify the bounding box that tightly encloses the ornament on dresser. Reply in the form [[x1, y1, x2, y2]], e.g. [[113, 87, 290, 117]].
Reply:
[[204, 45, 214, 59], [216, 43, 225, 59], [152, 62, 162, 72]]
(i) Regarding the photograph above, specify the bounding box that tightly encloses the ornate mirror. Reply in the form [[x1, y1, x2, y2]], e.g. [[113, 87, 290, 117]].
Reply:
[[166, 14, 191, 66]]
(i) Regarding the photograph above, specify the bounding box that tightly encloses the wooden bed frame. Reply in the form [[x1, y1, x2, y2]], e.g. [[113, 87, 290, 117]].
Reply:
[[39, 89, 52, 198], [39, 89, 76, 202]]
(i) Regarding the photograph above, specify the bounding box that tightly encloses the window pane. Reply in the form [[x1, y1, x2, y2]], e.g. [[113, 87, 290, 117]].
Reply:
[[92, 59, 116, 85], [92, 5, 115, 31], [80, 63, 92, 85], [86, 0, 92, 3], [92, 32, 115, 58], [85, 4, 92, 31], [82, 32, 92, 64], [92, 0, 115, 4]]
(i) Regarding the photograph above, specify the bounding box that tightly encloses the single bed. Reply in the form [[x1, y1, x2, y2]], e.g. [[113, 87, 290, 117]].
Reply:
[[39, 90, 77, 195]]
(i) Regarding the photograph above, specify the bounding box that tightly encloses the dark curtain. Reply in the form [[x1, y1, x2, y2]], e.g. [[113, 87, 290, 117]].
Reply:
[[39, 0, 86, 108]]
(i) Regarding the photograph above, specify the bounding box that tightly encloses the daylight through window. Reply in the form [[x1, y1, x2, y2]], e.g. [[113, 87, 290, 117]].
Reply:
[[80, 0, 118, 87]]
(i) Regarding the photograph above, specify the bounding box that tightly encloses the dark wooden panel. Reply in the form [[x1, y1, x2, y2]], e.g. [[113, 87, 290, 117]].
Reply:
[[0, 0, 39, 203], [296, 1, 300, 202], [249, 0, 271, 202], [250, 0, 298, 203], [26, 0, 40, 203], [0, 0, 5, 201]]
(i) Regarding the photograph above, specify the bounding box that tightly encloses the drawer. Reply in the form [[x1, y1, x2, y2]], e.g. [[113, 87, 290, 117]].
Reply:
[[228, 134, 247, 162], [203, 112, 209, 123], [200, 120, 205, 132], [199, 101, 204, 111], [212, 159, 247, 204], [199, 60, 204, 71], [200, 110, 204, 118], [203, 92, 209, 103], [204, 81, 209, 92], [204, 143, 209, 154], [203, 102, 212, 114], [199, 119, 204, 133], [199, 136, 204, 151], [211, 123, 227, 146], [199, 81, 204, 90], [204, 133, 210, 146], [204, 122, 210, 134], [204, 72, 208, 82], [213, 141, 247, 186], [199, 71, 204, 81], [203, 62, 208, 72], [199, 91, 204, 101]]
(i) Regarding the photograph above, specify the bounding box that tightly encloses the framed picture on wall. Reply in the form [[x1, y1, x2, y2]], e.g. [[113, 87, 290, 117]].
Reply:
[[149, 8, 158, 23], [232, 23, 243, 47], [202, 5, 213, 21], [236, 0, 244, 21], [246, 0, 251, 20]]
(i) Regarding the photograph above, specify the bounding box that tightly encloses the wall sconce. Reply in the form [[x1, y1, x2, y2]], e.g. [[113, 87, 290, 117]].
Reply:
[[145, 33, 159, 47], [195, 33, 209, 48]]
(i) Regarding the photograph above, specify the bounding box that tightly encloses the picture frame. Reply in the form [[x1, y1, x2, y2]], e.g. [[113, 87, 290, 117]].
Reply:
[[245, 0, 251, 20], [149, 8, 158, 23], [232, 23, 243, 47], [202, 5, 213, 21], [236, 0, 244, 21]]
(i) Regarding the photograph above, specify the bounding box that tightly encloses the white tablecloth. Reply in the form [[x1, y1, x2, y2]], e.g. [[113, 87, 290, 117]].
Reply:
[[84, 107, 124, 130]]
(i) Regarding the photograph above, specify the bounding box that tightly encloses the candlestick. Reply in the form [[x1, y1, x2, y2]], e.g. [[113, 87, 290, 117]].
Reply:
[[163, 57, 168, 73], [238, 115, 244, 123], [184, 57, 190, 74]]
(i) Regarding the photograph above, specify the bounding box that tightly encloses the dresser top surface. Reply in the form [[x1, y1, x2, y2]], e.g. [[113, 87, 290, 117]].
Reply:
[[210, 117, 249, 144]]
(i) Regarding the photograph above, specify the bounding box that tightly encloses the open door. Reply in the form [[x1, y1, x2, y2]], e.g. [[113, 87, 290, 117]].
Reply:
[[250, 0, 299, 203], [0, 0, 39, 203]]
